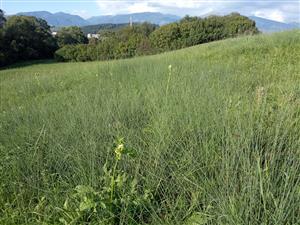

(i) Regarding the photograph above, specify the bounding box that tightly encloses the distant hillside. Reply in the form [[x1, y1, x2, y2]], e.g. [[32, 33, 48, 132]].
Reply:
[[87, 12, 180, 26], [16, 11, 89, 27], [14, 11, 180, 27], [249, 16, 300, 33], [13, 11, 300, 33], [80, 23, 128, 35]]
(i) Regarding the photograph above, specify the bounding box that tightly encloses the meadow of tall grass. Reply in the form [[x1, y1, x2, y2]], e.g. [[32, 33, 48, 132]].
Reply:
[[0, 31, 299, 224]]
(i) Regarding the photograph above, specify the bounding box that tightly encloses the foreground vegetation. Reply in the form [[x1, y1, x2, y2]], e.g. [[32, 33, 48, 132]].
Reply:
[[0, 31, 300, 224]]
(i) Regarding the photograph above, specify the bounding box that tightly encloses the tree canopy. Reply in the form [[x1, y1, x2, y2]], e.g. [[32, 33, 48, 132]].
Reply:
[[0, 9, 6, 28], [56, 26, 88, 47], [0, 15, 57, 66]]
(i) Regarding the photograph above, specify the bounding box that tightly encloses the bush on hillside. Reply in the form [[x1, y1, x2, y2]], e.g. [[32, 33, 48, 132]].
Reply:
[[56, 26, 88, 48], [55, 45, 88, 62], [151, 13, 259, 51], [54, 38, 120, 62], [55, 24, 154, 62], [54, 13, 259, 63], [150, 23, 182, 52]]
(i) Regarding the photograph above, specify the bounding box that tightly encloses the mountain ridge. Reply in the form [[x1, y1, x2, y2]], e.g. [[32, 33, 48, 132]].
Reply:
[[16, 11, 90, 26], [249, 16, 299, 33], [87, 12, 181, 26], [14, 11, 300, 33]]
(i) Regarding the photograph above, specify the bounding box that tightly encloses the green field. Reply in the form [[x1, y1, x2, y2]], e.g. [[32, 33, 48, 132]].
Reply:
[[1, 31, 300, 224]]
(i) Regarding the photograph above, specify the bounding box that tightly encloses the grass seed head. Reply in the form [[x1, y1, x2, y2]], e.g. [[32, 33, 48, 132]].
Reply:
[[256, 86, 266, 105]]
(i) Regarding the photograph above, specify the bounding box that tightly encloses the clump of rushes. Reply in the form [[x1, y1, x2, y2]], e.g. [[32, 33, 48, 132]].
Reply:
[[59, 138, 152, 225]]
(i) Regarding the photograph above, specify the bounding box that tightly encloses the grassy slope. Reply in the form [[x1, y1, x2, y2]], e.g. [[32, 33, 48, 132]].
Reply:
[[0, 31, 300, 224]]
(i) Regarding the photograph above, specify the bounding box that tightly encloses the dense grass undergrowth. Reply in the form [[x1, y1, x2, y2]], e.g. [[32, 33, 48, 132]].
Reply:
[[0, 31, 300, 224]]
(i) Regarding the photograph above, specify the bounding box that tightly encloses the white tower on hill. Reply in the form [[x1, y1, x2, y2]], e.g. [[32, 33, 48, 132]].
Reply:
[[130, 16, 133, 27]]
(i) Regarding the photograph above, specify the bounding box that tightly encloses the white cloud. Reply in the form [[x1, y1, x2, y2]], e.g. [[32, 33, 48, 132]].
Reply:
[[94, 0, 300, 22], [95, 0, 217, 15], [72, 10, 90, 19], [254, 9, 285, 22], [96, 0, 154, 15], [127, 2, 158, 13], [152, 0, 208, 9]]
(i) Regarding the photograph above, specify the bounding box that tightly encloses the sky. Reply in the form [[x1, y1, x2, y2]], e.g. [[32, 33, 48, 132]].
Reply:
[[1, 0, 300, 23]]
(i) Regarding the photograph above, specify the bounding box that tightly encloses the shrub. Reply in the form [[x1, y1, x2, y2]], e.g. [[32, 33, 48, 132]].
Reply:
[[54, 45, 82, 62]]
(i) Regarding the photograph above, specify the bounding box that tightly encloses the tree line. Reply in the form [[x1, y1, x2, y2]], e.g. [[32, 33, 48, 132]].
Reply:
[[55, 13, 258, 62], [80, 23, 128, 35], [0, 10, 259, 66]]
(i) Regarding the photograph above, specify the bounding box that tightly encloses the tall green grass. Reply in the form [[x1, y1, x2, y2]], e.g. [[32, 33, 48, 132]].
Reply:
[[0, 31, 300, 224]]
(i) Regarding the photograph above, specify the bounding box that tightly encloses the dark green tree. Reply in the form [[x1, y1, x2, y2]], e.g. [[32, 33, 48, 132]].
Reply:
[[134, 22, 157, 37], [0, 9, 6, 28], [180, 15, 199, 23], [1, 15, 57, 66], [0, 28, 6, 66], [56, 26, 88, 47], [98, 30, 117, 41], [150, 23, 182, 51], [115, 34, 144, 59], [223, 13, 259, 36], [0, 10, 6, 66]]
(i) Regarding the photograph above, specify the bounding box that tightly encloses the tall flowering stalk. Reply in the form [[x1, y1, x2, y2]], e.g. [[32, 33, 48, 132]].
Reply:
[[166, 64, 172, 97], [110, 138, 124, 203]]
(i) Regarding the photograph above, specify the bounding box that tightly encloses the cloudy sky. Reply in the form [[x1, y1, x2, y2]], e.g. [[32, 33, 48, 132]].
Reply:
[[2, 0, 300, 23]]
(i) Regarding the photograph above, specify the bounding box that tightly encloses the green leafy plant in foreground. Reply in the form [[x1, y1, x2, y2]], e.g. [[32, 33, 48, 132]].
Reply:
[[59, 138, 152, 225]]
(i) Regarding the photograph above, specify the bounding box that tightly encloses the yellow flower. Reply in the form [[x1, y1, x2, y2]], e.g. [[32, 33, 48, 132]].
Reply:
[[115, 143, 124, 160]]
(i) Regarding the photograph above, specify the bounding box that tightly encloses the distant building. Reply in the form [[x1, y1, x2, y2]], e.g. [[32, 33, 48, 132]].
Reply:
[[87, 33, 100, 39]]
